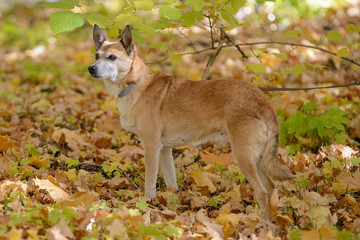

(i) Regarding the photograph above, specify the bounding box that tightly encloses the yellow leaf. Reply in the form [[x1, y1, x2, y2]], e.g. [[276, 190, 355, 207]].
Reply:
[[8, 228, 23, 240], [307, 206, 332, 230], [0, 135, 14, 151], [319, 226, 337, 240], [29, 155, 49, 168], [215, 209, 239, 236], [300, 230, 320, 240], [189, 169, 216, 193]]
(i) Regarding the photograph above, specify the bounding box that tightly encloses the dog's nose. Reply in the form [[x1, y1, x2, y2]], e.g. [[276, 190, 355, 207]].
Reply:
[[88, 65, 96, 74]]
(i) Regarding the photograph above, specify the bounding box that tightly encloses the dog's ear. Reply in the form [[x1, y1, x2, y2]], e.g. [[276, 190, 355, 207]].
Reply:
[[93, 24, 107, 51], [121, 25, 135, 56]]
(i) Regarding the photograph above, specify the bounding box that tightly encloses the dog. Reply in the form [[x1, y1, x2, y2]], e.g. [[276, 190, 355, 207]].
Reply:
[[88, 24, 293, 220]]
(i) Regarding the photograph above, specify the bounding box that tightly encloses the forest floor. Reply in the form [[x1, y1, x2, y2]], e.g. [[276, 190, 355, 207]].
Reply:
[[0, 4, 360, 240]]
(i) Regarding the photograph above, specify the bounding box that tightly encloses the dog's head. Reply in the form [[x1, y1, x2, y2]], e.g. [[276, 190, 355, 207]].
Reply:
[[88, 24, 136, 82]]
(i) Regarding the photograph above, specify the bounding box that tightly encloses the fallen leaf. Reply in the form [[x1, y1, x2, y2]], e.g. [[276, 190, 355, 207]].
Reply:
[[200, 151, 234, 166], [48, 218, 74, 240], [307, 206, 333, 230], [189, 169, 216, 193], [215, 209, 239, 236], [33, 178, 70, 201]]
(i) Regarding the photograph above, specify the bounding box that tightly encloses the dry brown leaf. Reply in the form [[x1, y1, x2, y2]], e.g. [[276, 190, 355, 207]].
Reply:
[[48, 218, 74, 240], [0, 180, 29, 200], [300, 229, 320, 240], [215, 209, 239, 236], [52, 128, 89, 151], [189, 169, 216, 193], [107, 218, 129, 239], [33, 178, 70, 201], [319, 226, 337, 240], [200, 151, 234, 166], [307, 206, 334, 230]]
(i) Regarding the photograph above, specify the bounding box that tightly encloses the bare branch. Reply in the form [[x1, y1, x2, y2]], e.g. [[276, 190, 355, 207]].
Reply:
[[201, 27, 226, 80], [147, 41, 360, 67], [224, 33, 247, 58]]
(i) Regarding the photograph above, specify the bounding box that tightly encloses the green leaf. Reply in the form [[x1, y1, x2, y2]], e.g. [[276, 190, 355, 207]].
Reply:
[[285, 30, 302, 39], [132, 31, 147, 45], [134, 0, 153, 10], [346, 24, 360, 33], [272, 52, 288, 61], [50, 11, 84, 35], [231, 0, 247, 9], [209, 198, 218, 207], [220, 10, 239, 27], [288, 229, 302, 240], [86, 13, 109, 28], [39, 0, 78, 9], [351, 157, 360, 167], [337, 48, 350, 58], [152, 19, 174, 29], [136, 200, 149, 211], [65, 158, 79, 168], [185, 0, 205, 11], [246, 62, 266, 73], [291, 64, 306, 76], [326, 30, 342, 42], [171, 54, 182, 66], [162, 225, 180, 236], [129, 208, 141, 217], [310, 64, 326, 71], [302, 101, 318, 112], [181, 11, 204, 27], [159, 4, 183, 20]]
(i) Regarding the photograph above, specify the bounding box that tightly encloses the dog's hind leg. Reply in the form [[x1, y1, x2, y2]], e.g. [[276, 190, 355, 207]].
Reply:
[[160, 147, 178, 192], [227, 118, 271, 220]]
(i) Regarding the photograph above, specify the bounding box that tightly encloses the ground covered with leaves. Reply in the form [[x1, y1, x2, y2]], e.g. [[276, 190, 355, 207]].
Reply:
[[1, 4, 360, 240]]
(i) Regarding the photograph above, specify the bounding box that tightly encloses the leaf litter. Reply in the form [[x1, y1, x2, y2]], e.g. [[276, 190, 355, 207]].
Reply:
[[0, 5, 360, 240]]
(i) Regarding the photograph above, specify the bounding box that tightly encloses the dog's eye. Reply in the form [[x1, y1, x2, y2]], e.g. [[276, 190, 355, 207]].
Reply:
[[95, 53, 99, 60], [108, 55, 117, 61]]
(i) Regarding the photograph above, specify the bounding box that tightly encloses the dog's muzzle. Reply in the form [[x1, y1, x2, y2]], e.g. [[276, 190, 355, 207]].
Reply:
[[88, 65, 97, 77]]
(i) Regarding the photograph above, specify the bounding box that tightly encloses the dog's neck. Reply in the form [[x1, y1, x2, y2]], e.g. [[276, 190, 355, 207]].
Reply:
[[103, 56, 151, 97], [122, 56, 151, 87]]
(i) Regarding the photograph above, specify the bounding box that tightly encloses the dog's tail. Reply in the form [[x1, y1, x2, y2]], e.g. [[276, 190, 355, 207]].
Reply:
[[260, 114, 294, 181]]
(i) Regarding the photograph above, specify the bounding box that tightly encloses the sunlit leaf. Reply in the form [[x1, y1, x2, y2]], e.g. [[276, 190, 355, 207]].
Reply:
[[50, 11, 84, 35], [134, 0, 153, 10], [326, 30, 342, 42], [273, 52, 288, 61], [346, 24, 360, 33], [246, 62, 266, 73], [337, 48, 350, 58], [39, 0, 79, 9], [285, 30, 302, 39], [171, 54, 182, 66]]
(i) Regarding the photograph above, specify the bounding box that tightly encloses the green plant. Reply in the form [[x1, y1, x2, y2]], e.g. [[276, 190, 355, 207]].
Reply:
[[280, 101, 350, 154]]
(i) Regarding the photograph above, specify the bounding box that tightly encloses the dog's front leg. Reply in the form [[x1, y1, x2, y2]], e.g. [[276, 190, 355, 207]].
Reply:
[[143, 142, 162, 199], [160, 147, 178, 192]]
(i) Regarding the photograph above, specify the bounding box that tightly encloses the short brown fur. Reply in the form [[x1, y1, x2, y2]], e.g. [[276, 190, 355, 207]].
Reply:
[[88, 24, 293, 221]]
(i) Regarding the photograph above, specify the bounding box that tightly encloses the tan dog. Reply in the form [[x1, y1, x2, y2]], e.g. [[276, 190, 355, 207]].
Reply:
[[88, 24, 293, 220]]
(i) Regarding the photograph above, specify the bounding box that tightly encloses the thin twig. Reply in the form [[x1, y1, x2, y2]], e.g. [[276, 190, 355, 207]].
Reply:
[[147, 41, 360, 67], [177, 28, 197, 52], [224, 33, 247, 58], [201, 27, 226, 80], [117, 167, 140, 190]]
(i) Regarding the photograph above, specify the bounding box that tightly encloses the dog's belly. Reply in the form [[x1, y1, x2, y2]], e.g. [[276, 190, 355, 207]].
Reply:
[[161, 130, 228, 148]]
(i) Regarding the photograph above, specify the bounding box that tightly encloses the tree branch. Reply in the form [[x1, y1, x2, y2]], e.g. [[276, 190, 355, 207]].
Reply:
[[201, 27, 226, 80], [147, 40, 360, 67]]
